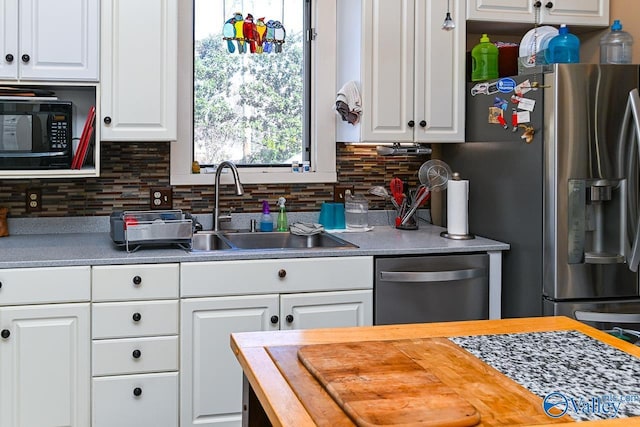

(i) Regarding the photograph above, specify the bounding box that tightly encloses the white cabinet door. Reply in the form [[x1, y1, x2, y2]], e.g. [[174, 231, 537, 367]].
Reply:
[[415, 0, 465, 142], [0, 303, 90, 427], [467, 0, 609, 26], [541, 0, 609, 26], [0, 0, 18, 79], [361, 0, 414, 143], [18, 0, 99, 81], [280, 290, 373, 330], [101, 0, 177, 141], [359, 0, 464, 143], [466, 0, 533, 22], [180, 295, 278, 427]]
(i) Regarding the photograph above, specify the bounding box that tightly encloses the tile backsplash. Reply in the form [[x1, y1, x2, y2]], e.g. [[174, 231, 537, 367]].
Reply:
[[0, 142, 427, 218]]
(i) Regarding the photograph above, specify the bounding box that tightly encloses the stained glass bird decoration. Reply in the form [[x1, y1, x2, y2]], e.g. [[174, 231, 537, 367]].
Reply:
[[243, 14, 257, 53], [233, 12, 245, 53], [222, 16, 236, 53], [256, 17, 267, 54], [264, 20, 276, 53], [272, 21, 286, 53]]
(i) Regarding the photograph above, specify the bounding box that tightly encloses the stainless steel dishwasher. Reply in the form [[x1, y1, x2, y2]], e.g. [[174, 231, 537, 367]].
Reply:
[[374, 254, 489, 325]]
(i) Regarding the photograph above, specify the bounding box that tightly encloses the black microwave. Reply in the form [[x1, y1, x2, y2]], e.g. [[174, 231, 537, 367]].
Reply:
[[0, 100, 73, 169]]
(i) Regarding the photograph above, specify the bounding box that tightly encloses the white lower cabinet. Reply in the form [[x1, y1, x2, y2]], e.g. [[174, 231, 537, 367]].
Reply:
[[180, 257, 374, 427], [91, 263, 180, 427], [0, 266, 91, 427], [0, 303, 91, 427]]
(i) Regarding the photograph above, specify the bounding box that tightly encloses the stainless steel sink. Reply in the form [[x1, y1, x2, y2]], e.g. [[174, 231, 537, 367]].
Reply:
[[222, 231, 357, 250], [191, 232, 233, 251], [190, 231, 357, 251]]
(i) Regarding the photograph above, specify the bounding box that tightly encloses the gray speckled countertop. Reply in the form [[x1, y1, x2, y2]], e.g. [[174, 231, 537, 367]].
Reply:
[[0, 212, 509, 268], [451, 330, 640, 421]]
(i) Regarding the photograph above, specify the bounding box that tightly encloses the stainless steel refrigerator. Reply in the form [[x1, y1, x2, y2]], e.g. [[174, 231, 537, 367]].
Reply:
[[441, 64, 640, 332]]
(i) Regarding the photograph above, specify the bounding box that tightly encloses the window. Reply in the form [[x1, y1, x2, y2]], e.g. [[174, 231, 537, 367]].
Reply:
[[171, 0, 337, 185]]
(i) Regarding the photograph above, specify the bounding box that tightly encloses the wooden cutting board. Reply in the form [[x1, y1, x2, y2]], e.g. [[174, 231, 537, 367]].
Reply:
[[266, 337, 573, 426], [297, 340, 481, 427]]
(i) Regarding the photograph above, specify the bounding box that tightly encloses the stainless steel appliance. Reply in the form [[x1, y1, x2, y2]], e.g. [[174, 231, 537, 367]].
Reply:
[[441, 64, 640, 332], [0, 100, 73, 169], [374, 254, 489, 325]]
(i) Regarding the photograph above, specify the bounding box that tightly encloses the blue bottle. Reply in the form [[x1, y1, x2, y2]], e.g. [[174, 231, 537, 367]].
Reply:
[[546, 24, 580, 64], [259, 200, 274, 232]]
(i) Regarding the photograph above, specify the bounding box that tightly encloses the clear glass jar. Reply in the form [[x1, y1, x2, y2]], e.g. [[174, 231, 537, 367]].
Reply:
[[345, 190, 368, 229]]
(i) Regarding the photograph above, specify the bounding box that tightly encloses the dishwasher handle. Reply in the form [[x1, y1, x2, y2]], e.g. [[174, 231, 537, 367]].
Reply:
[[379, 268, 485, 283]]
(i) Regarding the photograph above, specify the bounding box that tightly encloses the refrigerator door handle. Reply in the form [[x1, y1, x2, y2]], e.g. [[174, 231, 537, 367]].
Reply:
[[624, 88, 640, 272], [379, 268, 485, 283], [575, 310, 640, 324]]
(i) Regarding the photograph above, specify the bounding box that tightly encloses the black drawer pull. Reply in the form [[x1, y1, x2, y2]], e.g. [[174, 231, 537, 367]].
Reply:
[[285, 314, 294, 323], [1, 329, 9, 339], [270, 315, 279, 324], [133, 387, 142, 397], [132, 275, 142, 285], [132, 349, 141, 359], [132, 312, 142, 322]]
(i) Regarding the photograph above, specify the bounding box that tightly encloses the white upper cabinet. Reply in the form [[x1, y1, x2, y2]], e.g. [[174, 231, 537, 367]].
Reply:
[[337, 0, 465, 144], [0, 0, 99, 81], [100, 0, 178, 141], [467, 0, 609, 27]]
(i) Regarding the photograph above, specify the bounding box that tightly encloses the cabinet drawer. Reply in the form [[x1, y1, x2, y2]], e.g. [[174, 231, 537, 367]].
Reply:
[[93, 336, 178, 376], [92, 263, 179, 301], [92, 372, 178, 427], [181, 256, 374, 297], [0, 266, 90, 306], [92, 300, 178, 338]]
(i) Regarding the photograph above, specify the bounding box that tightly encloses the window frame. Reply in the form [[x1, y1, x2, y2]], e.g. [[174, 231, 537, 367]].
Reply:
[[171, 0, 337, 186]]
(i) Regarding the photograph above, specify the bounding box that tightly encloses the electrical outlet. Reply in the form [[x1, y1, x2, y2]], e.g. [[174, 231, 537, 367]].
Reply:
[[150, 187, 172, 210], [26, 188, 42, 212], [334, 185, 354, 203]]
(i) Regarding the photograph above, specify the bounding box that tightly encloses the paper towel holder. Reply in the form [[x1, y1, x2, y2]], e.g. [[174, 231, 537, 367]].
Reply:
[[440, 172, 475, 240]]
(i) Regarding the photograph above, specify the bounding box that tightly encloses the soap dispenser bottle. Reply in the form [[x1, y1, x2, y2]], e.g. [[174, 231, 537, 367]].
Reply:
[[260, 200, 274, 232], [276, 197, 288, 232]]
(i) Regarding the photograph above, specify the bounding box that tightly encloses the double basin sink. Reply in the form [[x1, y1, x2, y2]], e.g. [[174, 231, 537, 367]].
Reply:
[[191, 231, 358, 252]]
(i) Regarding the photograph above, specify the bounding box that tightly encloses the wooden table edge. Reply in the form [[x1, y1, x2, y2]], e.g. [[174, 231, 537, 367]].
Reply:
[[230, 316, 640, 426]]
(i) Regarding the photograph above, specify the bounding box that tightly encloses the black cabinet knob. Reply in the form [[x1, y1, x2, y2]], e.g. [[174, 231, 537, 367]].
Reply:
[[545, 1, 553, 8], [104, 116, 112, 124], [285, 314, 294, 323], [21, 54, 29, 63], [132, 275, 142, 286], [132, 312, 142, 322], [132, 349, 141, 359], [133, 387, 142, 397], [534, 1, 542, 7], [1, 329, 9, 339], [278, 269, 286, 278], [419, 120, 427, 128], [407, 120, 415, 128], [0, 281, 2, 289], [270, 315, 279, 324], [5, 54, 13, 63]]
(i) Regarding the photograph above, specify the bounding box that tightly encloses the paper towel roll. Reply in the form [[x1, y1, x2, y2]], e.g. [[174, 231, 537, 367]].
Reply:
[[447, 179, 469, 235]]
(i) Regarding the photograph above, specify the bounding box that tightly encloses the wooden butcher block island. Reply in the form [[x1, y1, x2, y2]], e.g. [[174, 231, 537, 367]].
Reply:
[[231, 317, 640, 427]]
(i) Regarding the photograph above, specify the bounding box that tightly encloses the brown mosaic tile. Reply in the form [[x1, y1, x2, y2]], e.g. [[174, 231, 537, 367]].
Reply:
[[0, 142, 429, 218]]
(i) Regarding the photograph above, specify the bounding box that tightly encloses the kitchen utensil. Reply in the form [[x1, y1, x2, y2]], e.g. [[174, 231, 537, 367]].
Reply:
[[418, 159, 453, 192], [390, 177, 404, 205], [369, 186, 400, 211], [400, 187, 431, 225]]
